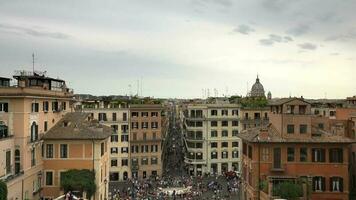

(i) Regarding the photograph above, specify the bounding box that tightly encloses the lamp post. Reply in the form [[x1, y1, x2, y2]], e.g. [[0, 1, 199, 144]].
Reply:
[[104, 179, 108, 200]]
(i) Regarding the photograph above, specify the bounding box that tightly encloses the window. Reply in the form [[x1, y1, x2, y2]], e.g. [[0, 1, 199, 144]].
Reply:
[[312, 148, 325, 162], [131, 122, 138, 129], [273, 148, 281, 168], [211, 110, 217, 116], [141, 158, 148, 165], [62, 102, 67, 111], [31, 103, 39, 112], [43, 101, 49, 112], [112, 113, 117, 121], [121, 147, 129, 153], [221, 142, 228, 148], [98, 113, 107, 121], [211, 142, 217, 148], [151, 145, 158, 152], [131, 112, 139, 117], [232, 110, 238, 116], [110, 172, 119, 181], [141, 122, 148, 129], [313, 176, 325, 191], [151, 157, 158, 165], [211, 121, 217, 127], [232, 130, 239, 137], [123, 113, 128, 121], [318, 123, 324, 130], [121, 135, 129, 142], [30, 122, 38, 142], [196, 143, 203, 149], [330, 177, 343, 192], [287, 124, 294, 134], [31, 148, 36, 166], [44, 121, 48, 132], [287, 147, 295, 162], [111, 147, 118, 154], [141, 112, 148, 117], [232, 151, 239, 158], [151, 122, 158, 129], [0, 123, 9, 138], [329, 148, 343, 163], [232, 120, 239, 126], [300, 124, 307, 134], [111, 125, 118, 133], [300, 148, 308, 162], [232, 142, 239, 148], [60, 144, 68, 158], [262, 147, 269, 161], [0, 102, 8, 112], [222, 121, 228, 127], [101, 142, 104, 156], [248, 145, 252, 159], [211, 152, 217, 159], [111, 159, 118, 167], [52, 101, 59, 112], [46, 144, 54, 158], [222, 130, 228, 137], [122, 159, 128, 166], [151, 112, 158, 117], [45, 171, 53, 186], [221, 151, 228, 159], [111, 135, 119, 142], [221, 110, 228, 116], [211, 130, 217, 137]]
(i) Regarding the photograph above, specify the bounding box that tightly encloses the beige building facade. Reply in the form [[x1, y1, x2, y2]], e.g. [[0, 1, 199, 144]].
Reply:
[[182, 103, 241, 176]]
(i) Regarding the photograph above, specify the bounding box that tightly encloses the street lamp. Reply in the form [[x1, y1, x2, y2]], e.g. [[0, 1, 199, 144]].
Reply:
[[104, 179, 108, 200]]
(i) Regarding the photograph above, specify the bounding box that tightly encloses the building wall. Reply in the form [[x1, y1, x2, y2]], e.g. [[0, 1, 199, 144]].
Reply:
[[82, 108, 130, 181], [42, 139, 110, 200], [0, 89, 72, 200], [129, 105, 163, 179]]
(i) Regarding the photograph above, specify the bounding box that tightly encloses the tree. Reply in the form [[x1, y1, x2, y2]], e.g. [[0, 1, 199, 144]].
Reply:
[[0, 180, 7, 200], [273, 181, 303, 200], [60, 169, 96, 199]]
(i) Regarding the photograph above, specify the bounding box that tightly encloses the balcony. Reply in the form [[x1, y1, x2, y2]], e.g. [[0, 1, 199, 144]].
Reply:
[[0, 165, 24, 183], [0, 134, 13, 141], [185, 136, 205, 141]]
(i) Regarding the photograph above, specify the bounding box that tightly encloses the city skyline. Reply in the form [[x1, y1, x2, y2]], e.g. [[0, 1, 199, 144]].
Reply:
[[0, 0, 355, 98]]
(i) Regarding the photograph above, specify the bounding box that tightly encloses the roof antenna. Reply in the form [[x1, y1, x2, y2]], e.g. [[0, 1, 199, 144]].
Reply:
[[32, 53, 35, 73]]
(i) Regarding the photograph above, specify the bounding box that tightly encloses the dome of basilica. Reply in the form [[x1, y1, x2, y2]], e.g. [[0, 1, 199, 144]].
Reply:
[[250, 76, 265, 97]]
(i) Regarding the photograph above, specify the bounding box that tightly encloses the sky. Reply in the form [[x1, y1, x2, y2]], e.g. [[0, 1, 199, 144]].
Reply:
[[0, 0, 355, 99]]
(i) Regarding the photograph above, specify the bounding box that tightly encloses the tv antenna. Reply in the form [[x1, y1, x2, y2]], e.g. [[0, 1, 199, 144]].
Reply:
[[32, 53, 35, 73]]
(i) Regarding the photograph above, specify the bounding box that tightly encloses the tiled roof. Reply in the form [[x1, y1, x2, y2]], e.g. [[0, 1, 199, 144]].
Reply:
[[238, 125, 355, 144], [43, 112, 112, 140], [268, 97, 310, 106]]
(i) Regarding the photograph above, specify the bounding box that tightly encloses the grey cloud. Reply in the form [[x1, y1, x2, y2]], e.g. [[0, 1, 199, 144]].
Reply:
[[233, 24, 255, 35], [262, 0, 290, 12], [192, 0, 232, 7], [298, 43, 317, 50], [286, 24, 310, 36], [325, 29, 356, 42], [0, 23, 70, 40], [259, 34, 293, 46]]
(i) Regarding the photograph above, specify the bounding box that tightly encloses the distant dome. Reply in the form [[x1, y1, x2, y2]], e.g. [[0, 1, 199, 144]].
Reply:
[[250, 76, 265, 97]]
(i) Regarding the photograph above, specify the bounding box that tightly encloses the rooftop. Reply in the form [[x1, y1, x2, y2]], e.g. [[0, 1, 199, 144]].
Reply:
[[238, 125, 355, 144], [43, 112, 112, 140]]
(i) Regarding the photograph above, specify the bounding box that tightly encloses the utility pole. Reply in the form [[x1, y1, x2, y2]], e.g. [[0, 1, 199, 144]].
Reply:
[[32, 53, 35, 73]]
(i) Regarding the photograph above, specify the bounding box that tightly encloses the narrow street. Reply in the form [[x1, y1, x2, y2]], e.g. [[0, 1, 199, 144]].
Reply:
[[162, 103, 186, 177]]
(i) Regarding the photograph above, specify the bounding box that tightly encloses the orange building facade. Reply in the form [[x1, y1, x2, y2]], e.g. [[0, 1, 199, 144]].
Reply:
[[239, 98, 354, 200]]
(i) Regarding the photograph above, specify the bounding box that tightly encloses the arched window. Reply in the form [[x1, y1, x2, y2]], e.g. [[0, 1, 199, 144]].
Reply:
[[0, 121, 8, 138], [123, 171, 128, 180], [31, 122, 38, 142]]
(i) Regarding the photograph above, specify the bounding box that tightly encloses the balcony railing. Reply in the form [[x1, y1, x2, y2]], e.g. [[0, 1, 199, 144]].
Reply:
[[184, 157, 205, 164], [270, 163, 286, 172], [0, 165, 24, 183], [185, 136, 204, 141]]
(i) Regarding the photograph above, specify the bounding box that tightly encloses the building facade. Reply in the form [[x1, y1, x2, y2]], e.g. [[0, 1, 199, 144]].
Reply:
[[182, 103, 241, 176], [42, 112, 111, 200], [129, 104, 164, 179], [81, 101, 130, 182], [239, 98, 354, 200], [0, 71, 73, 200]]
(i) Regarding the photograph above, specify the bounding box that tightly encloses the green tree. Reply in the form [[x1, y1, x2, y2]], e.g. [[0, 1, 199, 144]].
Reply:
[[60, 169, 96, 199], [273, 181, 303, 200], [0, 180, 7, 200]]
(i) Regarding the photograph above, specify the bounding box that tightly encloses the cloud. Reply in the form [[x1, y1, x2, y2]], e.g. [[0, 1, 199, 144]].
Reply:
[[330, 52, 340, 56], [325, 29, 356, 42], [261, 0, 291, 12], [0, 23, 70, 40], [192, 0, 232, 7], [298, 43, 317, 50], [286, 24, 310, 36], [259, 34, 293, 46], [233, 24, 255, 35]]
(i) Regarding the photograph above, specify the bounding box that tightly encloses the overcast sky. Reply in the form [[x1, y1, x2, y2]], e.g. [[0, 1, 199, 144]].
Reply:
[[0, 0, 355, 98]]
